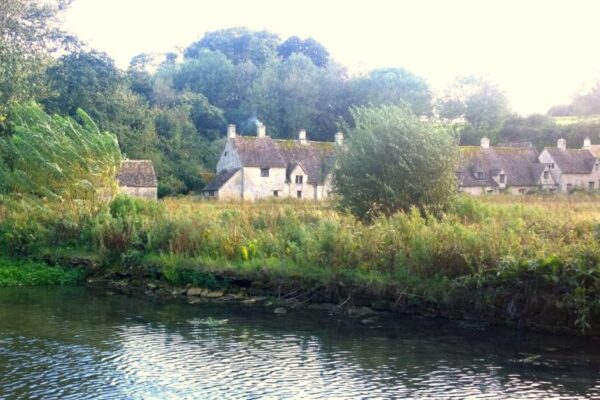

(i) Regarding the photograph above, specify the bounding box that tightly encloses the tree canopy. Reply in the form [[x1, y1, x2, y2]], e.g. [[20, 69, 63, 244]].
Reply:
[[334, 105, 458, 219]]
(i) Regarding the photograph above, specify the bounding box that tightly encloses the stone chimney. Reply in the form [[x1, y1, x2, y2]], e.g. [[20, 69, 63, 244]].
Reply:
[[480, 137, 490, 149], [227, 124, 236, 139], [257, 122, 266, 137], [584, 137, 591, 148], [298, 129, 307, 145], [335, 131, 344, 146], [557, 138, 566, 150]]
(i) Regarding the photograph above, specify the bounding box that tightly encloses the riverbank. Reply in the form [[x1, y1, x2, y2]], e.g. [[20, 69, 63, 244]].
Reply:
[[3, 195, 600, 335]]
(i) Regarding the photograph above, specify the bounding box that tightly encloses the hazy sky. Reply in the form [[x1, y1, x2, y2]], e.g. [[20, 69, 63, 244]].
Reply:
[[62, 0, 600, 115]]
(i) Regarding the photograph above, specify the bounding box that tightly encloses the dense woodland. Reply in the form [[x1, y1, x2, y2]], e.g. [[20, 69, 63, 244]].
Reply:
[[2, 0, 600, 196]]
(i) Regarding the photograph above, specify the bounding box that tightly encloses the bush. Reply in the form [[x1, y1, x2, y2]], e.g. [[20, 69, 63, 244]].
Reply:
[[334, 105, 458, 219]]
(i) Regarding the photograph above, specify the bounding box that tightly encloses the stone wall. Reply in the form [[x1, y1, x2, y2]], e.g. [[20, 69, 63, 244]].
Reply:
[[120, 186, 157, 200]]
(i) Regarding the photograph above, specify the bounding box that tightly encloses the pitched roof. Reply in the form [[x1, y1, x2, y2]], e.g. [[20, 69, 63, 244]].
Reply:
[[228, 135, 336, 184], [275, 140, 336, 184], [231, 136, 286, 168], [203, 168, 240, 191], [117, 160, 157, 188], [543, 148, 595, 174], [458, 146, 541, 187]]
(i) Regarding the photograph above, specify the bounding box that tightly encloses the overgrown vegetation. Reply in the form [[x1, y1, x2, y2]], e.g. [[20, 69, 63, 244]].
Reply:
[[2, 193, 600, 331], [335, 105, 458, 218], [0, 256, 85, 286]]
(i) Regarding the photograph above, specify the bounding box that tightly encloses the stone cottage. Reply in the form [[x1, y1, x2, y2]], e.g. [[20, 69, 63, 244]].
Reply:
[[538, 137, 600, 192], [457, 138, 556, 195], [203, 123, 341, 200], [117, 160, 158, 200]]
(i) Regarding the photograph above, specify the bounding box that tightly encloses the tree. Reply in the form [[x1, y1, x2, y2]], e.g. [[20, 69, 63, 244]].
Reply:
[[349, 68, 432, 115], [334, 105, 458, 219], [278, 36, 330, 67], [0, 102, 121, 203], [183, 27, 279, 66], [437, 75, 510, 144], [0, 0, 76, 115]]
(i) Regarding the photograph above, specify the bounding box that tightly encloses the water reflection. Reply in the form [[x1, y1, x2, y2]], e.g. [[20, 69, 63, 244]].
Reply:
[[0, 287, 599, 399]]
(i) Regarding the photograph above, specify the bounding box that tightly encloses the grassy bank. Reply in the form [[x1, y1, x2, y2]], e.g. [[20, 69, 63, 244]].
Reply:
[[2, 194, 600, 332], [0, 256, 85, 287]]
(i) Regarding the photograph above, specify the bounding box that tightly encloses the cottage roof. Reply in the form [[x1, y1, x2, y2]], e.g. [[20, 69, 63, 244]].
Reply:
[[543, 148, 596, 174], [275, 140, 336, 184], [117, 160, 157, 188], [231, 137, 286, 168], [458, 146, 540, 187], [204, 168, 240, 191]]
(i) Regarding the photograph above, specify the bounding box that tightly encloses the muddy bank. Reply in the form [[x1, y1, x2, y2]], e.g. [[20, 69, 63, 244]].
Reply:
[[53, 256, 600, 337]]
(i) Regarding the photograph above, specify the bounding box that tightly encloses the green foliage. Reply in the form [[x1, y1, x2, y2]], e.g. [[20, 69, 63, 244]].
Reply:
[[0, 102, 121, 201], [349, 68, 433, 115], [335, 105, 459, 218], [0, 0, 75, 117], [0, 256, 85, 286], [437, 75, 510, 144]]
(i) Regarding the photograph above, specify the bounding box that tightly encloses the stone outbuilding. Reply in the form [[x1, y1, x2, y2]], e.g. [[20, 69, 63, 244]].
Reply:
[[117, 160, 158, 200], [203, 123, 340, 200], [457, 138, 556, 195]]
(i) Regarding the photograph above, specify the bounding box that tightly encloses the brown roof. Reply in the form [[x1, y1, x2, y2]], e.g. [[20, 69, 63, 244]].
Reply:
[[274, 140, 336, 184], [117, 160, 157, 187], [458, 146, 541, 187], [543, 148, 596, 174], [230, 136, 336, 184], [203, 168, 240, 191], [232, 137, 286, 168]]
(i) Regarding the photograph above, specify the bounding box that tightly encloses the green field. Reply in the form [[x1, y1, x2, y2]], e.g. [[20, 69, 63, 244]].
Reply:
[[552, 114, 600, 126]]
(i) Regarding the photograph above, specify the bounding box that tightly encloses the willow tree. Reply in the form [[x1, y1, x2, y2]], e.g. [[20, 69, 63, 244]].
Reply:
[[334, 105, 458, 219], [0, 102, 121, 206]]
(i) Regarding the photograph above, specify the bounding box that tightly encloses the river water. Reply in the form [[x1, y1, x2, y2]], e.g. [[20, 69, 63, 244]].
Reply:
[[0, 286, 599, 399]]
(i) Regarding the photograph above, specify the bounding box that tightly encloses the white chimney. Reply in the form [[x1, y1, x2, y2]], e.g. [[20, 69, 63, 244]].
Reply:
[[298, 129, 307, 145], [257, 122, 266, 137], [335, 131, 344, 146], [480, 137, 490, 149], [584, 137, 591, 148], [227, 124, 236, 139], [557, 138, 566, 150]]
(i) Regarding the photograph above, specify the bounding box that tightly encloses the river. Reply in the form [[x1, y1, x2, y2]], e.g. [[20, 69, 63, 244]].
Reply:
[[0, 286, 599, 399]]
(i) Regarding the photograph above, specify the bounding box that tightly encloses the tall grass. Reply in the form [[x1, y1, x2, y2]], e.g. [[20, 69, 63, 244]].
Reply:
[[2, 194, 600, 330]]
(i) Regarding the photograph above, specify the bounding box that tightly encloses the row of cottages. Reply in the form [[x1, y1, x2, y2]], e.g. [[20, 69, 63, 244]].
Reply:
[[458, 137, 600, 195], [203, 123, 342, 200]]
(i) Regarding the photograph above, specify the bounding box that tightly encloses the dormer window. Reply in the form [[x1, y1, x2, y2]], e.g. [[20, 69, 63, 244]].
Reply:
[[260, 168, 270, 177], [476, 172, 485, 180], [499, 174, 506, 184], [295, 175, 303, 184]]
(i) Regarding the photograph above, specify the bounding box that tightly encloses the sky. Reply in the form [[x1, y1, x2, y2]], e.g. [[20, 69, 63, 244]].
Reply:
[[62, 0, 600, 115]]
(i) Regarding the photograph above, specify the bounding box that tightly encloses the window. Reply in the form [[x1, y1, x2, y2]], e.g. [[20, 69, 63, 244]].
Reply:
[[596, 163, 600, 171], [273, 190, 279, 197], [567, 183, 573, 192], [499, 174, 506, 184], [518, 188, 526, 195], [260, 168, 269, 177], [550, 163, 555, 169], [543, 171, 549, 180], [224, 151, 228, 157], [297, 190, 302, 198], [589, 182, 595, 191], [476, 172, 485, 180], [206, 190, 216, 198], [295, 175, 303, 184]]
